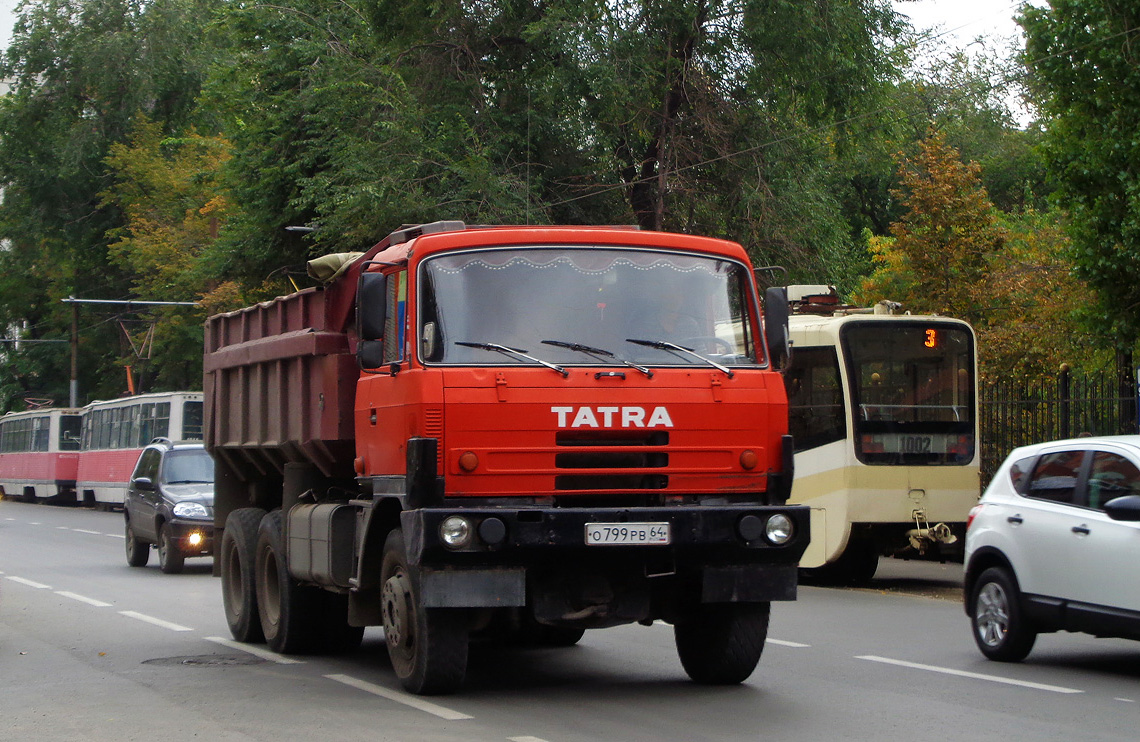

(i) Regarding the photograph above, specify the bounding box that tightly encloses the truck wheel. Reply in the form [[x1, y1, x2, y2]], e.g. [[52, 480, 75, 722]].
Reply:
[[674, 601, 770, 685], [256, 509, 321, 654], [157, 525, 185, 574], [381, 529, 468, 695], [125, 520, 150, 567], [971, 566, 1037, 662], [221, 507, 266, 643]]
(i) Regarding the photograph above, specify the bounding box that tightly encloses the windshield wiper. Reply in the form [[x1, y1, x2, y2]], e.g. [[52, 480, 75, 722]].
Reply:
[[541, 340, 653, 378], [455, 341, 569, 377], [625, 338, 735, 379]]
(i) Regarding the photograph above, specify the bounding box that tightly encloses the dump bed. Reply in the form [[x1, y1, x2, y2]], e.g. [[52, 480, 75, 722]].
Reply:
[[203, 278, 361, 480]]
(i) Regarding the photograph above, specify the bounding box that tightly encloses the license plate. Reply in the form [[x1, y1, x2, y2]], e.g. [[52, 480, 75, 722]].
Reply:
[[585, 522, 671, 545], [876, 434, 950, 454]]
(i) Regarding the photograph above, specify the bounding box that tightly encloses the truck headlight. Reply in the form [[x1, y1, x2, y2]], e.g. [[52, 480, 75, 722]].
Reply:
[[439, 516, 473, 549], [765, 514, 794, 545], [173, 502, 210, 519]]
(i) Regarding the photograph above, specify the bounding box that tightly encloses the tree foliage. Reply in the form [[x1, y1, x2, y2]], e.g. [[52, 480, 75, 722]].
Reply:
[[1021, 0, 1140, 348]]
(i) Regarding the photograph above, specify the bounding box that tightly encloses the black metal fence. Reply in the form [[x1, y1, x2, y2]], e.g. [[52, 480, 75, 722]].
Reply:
[[979, 367, 1139, 483]]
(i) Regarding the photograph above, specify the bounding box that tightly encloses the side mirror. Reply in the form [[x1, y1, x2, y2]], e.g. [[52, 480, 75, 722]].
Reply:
[[1104, 494, 1140, 522], [764, 286, 790, 370], [358, 272, 388, 341], [132, 477, 155, 492], [422, 321, 440, 361]]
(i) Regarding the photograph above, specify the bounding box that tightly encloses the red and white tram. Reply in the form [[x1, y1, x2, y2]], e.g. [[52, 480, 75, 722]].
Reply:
[[77, 391, 204, 507], [0, 408, 83, 503]]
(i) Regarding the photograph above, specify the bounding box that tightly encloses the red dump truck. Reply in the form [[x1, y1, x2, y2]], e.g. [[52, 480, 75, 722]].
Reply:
[[204, 221, 809, 694]]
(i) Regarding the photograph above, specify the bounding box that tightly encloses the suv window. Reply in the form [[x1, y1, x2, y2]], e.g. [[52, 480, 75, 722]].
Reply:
[[1025, 450, 1085, 504], [134, 448, 162, 481], [1087, 451, 1140, 510]]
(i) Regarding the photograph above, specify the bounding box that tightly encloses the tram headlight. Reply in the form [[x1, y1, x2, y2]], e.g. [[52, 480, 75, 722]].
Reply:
[[439, 516, 473, 549], [764, 514, 794, 545]]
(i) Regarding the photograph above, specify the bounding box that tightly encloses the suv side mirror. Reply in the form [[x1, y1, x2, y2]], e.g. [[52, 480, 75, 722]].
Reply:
[[132, 477, 155, 492], [764, 286, 790, 370], [1104, 494, 1140, 522]]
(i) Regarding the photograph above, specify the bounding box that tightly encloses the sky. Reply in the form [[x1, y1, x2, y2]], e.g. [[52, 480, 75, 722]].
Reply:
[[0, 1, 1034, 54]]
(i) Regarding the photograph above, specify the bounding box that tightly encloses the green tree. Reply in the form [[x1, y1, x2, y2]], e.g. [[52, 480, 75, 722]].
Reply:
[[1021, 0, 1140, 349], [854, 129, 1005, 326]]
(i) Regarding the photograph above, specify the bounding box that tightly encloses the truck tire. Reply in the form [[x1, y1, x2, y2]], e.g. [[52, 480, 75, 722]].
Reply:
[[256, 509, 322, 654], [125, 520, 150, 568], [157, 525, 185, 574], [381, 529, 469, 695], [221, 507, 266, 643], [674, 601, 770, 685]]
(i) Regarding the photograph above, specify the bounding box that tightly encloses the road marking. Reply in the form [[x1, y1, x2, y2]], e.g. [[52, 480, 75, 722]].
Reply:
[[56, 591, 112, 607], [204, 636, 304, 664], [767, 639, 811, 648], [856, 655, 1083, 694], [56, 526, 70, 530], [119, 610, 193, 632], [29, 521, 41, 525], [108, 533, 126, 539], [509, 737, 550, 742], [6, 576, 51, 589], [72, 528, 102, 535], [1115, 698, 1135, 703], [325, 674, 473, 720]]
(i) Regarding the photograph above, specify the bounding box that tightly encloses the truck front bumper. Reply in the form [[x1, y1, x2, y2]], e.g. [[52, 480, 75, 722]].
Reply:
[[400, 504, 810, 607]]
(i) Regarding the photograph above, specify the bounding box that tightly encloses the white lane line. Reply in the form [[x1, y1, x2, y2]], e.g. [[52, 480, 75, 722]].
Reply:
[[72, 528, 102, 535], [509, 737, 550, 742], [1115, 698, 1135, 703], [767, 639, 811, 648], [56, 591, 113, 608], [108, 533, 126, 539], [324, 674, 473, 720], [857, 655, 1083, 694], [56, 526, 70, 530], [204, 636, 304, 665], [29, 521, 41, 525], [119, 610, 193, 632], [6, 576, 51, 589]]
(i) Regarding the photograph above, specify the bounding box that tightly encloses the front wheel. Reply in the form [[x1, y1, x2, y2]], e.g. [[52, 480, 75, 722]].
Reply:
[[381, 529, 469, 695], [971, 566, 1037, 662], [674, 602, 770, 685], [157, 526, 185, 574], [221, 507, 266, 643]]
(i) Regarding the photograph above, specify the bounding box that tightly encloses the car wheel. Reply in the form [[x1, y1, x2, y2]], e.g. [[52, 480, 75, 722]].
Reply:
[[125, 520, 150, 568], [674, 601, 769, 685], [971, 566, 1037, 662], [157, 525, 185, 574], [221, 507, 267, 643], [381, 529, 469, 694]]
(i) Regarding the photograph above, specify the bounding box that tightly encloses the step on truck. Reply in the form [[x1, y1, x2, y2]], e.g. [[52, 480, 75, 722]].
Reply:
[[204, 221, 810, 694]]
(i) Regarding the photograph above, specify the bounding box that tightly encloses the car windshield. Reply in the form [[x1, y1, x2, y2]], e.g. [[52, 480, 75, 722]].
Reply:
[[161, 449, 215, 484], [419, 247, 759, 367]]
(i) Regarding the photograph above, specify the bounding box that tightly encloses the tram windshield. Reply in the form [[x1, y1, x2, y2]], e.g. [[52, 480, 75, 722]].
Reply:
[[842, 322, 975, 465]]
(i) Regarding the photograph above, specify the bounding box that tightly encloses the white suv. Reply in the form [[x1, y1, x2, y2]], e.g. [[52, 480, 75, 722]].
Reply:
[[965, 436, 1140, 661]]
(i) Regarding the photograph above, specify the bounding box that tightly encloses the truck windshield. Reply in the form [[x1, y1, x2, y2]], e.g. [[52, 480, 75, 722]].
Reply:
[[420, 248, 759, 367], [842, 321, 975, 465]]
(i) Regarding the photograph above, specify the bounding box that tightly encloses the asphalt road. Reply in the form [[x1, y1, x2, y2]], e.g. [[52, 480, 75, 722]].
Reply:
[[3, 500, 1139, 741]]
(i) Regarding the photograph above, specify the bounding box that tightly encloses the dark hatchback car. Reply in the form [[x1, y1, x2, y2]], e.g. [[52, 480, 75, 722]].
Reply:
[[124, 439, 215, 573]]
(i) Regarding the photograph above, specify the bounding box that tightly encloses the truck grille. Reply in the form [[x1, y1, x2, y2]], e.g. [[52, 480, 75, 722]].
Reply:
[[554, 430, 670, 491]]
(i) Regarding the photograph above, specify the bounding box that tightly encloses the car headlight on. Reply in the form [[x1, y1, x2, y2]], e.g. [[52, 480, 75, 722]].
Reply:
[[172, 502, 211, 519], [765, 514, 794, 545], [439, 515, 473, 549]]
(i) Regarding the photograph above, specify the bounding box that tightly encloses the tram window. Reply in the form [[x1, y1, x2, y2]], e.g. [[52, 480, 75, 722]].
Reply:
[[1025, 450, 1085, 504], [785, 347, 846, 452], [182, 401, 204, 440]]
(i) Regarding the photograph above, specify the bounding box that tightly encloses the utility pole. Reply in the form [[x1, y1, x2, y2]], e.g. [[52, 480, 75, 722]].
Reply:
[[61, 297, 200, 408]]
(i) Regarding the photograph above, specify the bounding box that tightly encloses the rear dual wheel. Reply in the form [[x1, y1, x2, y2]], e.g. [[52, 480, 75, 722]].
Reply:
[[221, 507, 266, 643]]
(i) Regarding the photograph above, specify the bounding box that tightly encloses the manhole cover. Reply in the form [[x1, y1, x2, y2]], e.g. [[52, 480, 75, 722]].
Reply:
[[143, 654, 267, 667]]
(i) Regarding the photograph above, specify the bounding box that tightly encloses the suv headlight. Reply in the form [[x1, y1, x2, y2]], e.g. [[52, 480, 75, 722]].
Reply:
[[172, 502, 211, 519]]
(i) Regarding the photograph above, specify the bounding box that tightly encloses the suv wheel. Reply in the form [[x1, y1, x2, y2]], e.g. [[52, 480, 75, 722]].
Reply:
[[157, 525, 185, 574], [125, 520, 150, 567], [971, 566, 1037, 662]]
